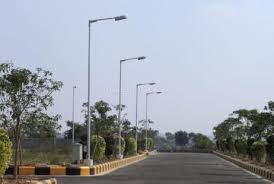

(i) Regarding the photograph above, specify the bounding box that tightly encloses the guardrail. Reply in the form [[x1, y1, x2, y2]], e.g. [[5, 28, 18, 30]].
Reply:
[[213, 151, 274, 181]]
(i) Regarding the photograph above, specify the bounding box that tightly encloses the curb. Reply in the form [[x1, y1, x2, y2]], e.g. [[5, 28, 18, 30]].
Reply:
[[93, 153, 146, 175], [32, 178, 57, 184], [213, 151, 274, 181], [5, 153, 147, 176]]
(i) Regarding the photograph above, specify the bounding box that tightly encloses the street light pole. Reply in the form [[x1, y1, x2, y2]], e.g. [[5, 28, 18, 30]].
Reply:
[[86, 15, 127, 166], [135, 83, 155, 154], [117, 56, 146, 159], [72, 86, 76, 144], [145, 91, 162, 151]]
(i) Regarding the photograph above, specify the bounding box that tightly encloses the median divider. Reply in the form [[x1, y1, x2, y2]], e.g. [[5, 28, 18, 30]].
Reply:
[[213, 151, 274, 181], [5, 153, 148, 176], [93, 153, 147, 175]]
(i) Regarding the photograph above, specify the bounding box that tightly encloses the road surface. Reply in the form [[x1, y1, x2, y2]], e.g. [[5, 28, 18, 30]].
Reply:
[[57, 153, 272, 184]]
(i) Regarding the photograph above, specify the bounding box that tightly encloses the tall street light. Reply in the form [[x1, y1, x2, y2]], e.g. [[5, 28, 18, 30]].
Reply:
[[135, 82, 156, 154], [118, 56, 146, 159], [72, 86, 76, 144], [86, 15, 127, 166], [145, 91, 162, 151]]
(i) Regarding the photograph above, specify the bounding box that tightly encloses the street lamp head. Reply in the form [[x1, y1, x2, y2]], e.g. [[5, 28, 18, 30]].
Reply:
[[114, 15, 127, 21], [156, 92, 162, 94], [149, 83, 156, 85], [73, 86, 77, 89], [137, 56, 146, 60]]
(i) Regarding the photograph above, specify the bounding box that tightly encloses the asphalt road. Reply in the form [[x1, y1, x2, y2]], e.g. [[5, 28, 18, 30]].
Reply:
[[57, 153, 272, 184]]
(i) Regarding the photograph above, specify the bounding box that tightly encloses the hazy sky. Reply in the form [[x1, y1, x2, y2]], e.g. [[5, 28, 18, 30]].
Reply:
[[1, 0, 274, 136]]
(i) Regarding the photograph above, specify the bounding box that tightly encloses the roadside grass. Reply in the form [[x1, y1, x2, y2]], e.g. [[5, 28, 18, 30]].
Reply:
[[11, 145, 73, 165]]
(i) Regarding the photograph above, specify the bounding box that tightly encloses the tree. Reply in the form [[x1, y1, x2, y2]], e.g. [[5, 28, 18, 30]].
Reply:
[[0, 64, 63, 177], [192, 133, 214, 150], [21, 112, 61, 138], [64, 120, 86, 140], [175, 131, 189, 147], [83, 100, 117, 137]]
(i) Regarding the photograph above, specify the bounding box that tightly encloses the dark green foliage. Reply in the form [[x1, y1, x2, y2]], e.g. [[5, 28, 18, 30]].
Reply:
[[234, 139, 248, 155], [175, 131, 188, 146], [226, 137, 235, 152], [104, 136, 115, 158], [247, 138, 255, 159], [251, 141, 266, 162], [0, 129, 12, 176], [219, 139, 227, 152], [91, 135, 106, 160], [266, 135, 274, 164], [192, 133, 214, 149]]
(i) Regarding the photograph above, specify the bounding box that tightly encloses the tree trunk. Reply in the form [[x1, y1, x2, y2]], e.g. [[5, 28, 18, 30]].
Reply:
[[19, 138, 22, 165], [13, 116, 21, 179]]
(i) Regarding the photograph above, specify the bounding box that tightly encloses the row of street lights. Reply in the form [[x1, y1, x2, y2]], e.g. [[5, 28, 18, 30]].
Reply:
[[71, 15, 162, 166]]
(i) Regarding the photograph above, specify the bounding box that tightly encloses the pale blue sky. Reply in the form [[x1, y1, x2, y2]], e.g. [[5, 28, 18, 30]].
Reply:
[[1, 0, 274, 136]]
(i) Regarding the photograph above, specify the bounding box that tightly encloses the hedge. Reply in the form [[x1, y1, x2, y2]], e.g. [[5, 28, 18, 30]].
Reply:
[[0, 129, 12, 176]]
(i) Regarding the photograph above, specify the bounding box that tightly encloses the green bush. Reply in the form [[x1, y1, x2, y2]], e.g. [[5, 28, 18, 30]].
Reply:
[[125, 138, 137, 156], [113, 136, 125, 156], [0, 129, 12, 176], [91, 135, 106, 161], [251, 141, 266, 162], [234, 139, 248, 156]]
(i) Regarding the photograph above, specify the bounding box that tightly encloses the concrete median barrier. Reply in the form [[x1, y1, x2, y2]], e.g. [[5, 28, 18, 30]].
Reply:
[[5, 153, 148, 176]]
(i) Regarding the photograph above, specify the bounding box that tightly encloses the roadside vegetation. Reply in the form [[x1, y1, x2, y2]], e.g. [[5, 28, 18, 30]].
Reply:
[[0, 63, 159, 178], [214, 102, 274, 168]]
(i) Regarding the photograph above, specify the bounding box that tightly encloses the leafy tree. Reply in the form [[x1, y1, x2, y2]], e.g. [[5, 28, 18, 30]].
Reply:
[[83, 100, 117, 138], [175, 131, 188, 146], [0, 64, 62, 177], [192, 133, 214, 149], [0, 129, 12, 177], [21, 112, 61, 138]]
